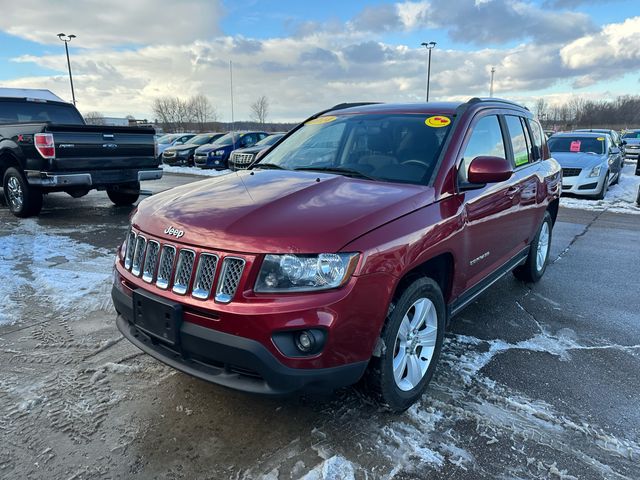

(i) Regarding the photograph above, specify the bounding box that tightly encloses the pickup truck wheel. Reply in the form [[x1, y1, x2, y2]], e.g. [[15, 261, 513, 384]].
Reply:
[[3, 167, 43, 217], [364, 277, 445, 412], [107, 183, 140, 206], [513, 210, 552, 283]]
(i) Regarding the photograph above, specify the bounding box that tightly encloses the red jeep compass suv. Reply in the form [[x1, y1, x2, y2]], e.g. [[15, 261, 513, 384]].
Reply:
[[112, 98, 561, 411]]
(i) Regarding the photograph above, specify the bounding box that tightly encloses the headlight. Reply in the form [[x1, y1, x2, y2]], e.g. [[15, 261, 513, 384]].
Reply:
[[215, 149, 225, 156], [255, 253, 359, 292], [588, 166, 602, 177]]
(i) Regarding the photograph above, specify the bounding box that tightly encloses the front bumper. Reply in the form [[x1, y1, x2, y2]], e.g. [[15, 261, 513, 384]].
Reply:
[[562, 170, 607, 196], [25, 168, 163, 187], [195, 155, 226, 169], [112, 285, 368, 394]]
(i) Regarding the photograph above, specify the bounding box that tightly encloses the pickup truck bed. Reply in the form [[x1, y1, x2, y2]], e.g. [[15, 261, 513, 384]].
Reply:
[[0, 94, 161, 217]]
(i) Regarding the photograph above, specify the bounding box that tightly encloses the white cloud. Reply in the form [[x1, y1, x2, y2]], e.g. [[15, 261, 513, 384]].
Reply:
[[560, 16, 640, 70], [0, 0, 223, 47]]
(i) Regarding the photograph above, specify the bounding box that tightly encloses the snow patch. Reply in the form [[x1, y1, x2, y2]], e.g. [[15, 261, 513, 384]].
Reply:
[[161, 164, 232, 177], [299, 455, 356, 480]]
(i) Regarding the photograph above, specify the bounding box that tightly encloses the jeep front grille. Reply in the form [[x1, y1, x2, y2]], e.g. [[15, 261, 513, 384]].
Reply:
[[172, 250, 196, 295], [215, 257, 245, 303], [156, 245, 176, 290], [121, 230, 245, 302], [142, 240, 160, 283], [192, 254, 219, 299], [131, 236, 147, 277]]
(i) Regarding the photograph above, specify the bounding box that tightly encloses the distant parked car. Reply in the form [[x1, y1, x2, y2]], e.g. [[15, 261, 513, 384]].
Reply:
[[162, 133, 225, 167], [548, 132, 622, 199], [194, 131, 269, 169], [156, 133, 196, 161], [621, 129, 640, 175], [228, 133, 285, 171], [575, 128, 625, 158]]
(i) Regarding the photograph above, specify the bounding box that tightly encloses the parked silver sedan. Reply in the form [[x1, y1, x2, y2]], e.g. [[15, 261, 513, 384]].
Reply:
[[548, 132, 623, 199]]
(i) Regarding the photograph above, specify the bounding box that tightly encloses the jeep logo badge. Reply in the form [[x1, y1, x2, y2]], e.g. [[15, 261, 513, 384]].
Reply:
[[164, 226, 185, 238]]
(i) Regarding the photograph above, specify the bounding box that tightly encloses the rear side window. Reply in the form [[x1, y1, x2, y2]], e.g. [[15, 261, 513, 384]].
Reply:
[[505, 115, 531, 167], [0, 100, 84, 125], [459, 115, 506, 182]]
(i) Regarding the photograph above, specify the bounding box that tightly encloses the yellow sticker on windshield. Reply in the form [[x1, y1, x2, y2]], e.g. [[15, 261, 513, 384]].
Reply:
[[596, 137, 605, 141], [306, 115, 337, 125], [425, 116, 451, 127]]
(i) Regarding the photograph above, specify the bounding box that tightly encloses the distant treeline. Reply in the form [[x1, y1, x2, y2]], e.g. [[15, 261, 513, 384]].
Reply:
[[534, 95, 640, 131]]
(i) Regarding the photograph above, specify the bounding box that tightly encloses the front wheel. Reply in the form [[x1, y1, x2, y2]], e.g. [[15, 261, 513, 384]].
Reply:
[[513, 210, 552, 283], [364, 277, 445, 412], [107, 182, 140, 206], [3, 167, 43, 217], [593, 173, 609, 200]]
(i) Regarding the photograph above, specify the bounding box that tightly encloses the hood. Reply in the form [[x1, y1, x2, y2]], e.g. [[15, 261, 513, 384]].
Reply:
[[166, 144, 197, 153], [552, 152, 606, 169], [232, 145, 266, 155], [132, 170, 434, 254]]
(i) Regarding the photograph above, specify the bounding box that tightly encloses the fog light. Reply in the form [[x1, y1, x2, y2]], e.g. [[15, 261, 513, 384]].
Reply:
[[295, 331, 315, 352]]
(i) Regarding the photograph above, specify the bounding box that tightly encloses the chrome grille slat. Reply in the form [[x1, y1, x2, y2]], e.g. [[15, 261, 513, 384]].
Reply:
[[131, 236, 147, 277], [172, 250, 196, 295], [124, 230, 137, 270], [192, 253, 219, 300], [142, 241, 160, 283], [215, 257, 245, 303], [156, 245, 176, 290]]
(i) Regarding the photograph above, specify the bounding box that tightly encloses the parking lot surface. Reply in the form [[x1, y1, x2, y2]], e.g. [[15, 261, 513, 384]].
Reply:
[[1, 173, 639, 479]]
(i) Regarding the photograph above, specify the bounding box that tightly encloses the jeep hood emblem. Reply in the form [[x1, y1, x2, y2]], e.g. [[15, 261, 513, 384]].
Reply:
[[164, 226, 185, 238]]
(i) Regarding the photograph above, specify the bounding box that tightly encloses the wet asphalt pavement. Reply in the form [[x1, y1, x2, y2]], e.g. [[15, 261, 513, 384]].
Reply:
[[0, 173, 639, 479]]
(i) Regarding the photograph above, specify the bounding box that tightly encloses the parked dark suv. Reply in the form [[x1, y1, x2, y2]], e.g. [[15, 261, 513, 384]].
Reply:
[[112, 99, 560, 411], [194, 131, 269, 169]]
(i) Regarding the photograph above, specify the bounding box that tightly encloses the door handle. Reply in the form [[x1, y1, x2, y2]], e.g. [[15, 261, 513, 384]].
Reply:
[[507, 186, 521, 198]]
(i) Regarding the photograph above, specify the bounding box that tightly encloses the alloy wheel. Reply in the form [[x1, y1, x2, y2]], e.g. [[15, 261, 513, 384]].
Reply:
[[6, 175, 24, 211], [392, 297, 438, 391], [536, 221, 550, 272]]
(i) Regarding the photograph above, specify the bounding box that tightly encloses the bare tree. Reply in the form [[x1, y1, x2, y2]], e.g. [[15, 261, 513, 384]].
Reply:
[[189, 95, 217, 132], [84, 111, 106, 125], [250, 96, 269, 125], [533, 98, 547, 120]]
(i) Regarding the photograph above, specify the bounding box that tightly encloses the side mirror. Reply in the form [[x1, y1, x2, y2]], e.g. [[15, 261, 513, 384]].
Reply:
[[610, 147, 620, 155], [622, 140, 627, 146], [467, 156, 514, 184]]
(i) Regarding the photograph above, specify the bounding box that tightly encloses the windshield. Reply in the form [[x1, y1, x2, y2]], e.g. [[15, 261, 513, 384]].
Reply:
[[0, 100, 85, 124], [256, 114, 451, 185], [548, 136, 606, 155], [256, 134, 284, 146], [157, 134, 179, 144], [212, 132, 241, 147], [188, 134, 217, 145], [622, 131, 640, 139]]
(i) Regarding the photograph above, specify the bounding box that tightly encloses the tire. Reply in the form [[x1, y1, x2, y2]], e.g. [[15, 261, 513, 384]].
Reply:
[[593, 173, 609, 200], [636, 186, 640, 207], [513, 210, 553, 283], [3, 167, 43, 217], [107, 182, 140, 206], [611, 170, 619, 186], [364, 277, 445, 412]]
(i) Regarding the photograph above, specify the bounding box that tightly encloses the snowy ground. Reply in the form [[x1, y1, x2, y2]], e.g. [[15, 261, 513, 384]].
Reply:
[[560, 163, 640, 215], [0, 175, 639, 479], [160, 164, 231, 177]]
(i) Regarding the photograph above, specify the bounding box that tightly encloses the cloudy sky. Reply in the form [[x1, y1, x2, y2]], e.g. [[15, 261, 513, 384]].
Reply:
[[0, 0, 638, 122]]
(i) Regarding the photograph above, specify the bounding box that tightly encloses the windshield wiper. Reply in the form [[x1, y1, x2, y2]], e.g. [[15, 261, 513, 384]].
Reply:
[[294, 166, 376, 180], [253, 162, 285, 170]]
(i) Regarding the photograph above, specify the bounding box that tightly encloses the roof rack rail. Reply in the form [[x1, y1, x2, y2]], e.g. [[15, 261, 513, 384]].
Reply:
[[467, 97, 529, 111]]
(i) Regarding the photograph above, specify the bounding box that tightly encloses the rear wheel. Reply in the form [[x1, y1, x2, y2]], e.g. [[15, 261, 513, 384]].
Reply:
[[3, 167, 43, 217], [364, 277, 445, 412], [107, 182, 140, 206], [513, 210, 552, 283]]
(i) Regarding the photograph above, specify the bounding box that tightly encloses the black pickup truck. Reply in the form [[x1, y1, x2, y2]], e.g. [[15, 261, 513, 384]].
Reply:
[[0, 94, 161, 217]]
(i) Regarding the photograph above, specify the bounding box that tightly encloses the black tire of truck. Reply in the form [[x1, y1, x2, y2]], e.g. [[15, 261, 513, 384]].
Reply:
[[3, 167, 43, 217], [107, 182, 140, 206]]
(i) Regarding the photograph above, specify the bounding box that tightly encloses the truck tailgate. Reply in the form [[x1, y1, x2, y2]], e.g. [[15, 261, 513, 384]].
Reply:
[[46, 124, 157, 171]]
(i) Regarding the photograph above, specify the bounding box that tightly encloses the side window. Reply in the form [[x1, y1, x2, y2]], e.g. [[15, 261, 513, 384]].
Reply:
[[242, 134, 256, 147], [259, 133, 269, 141], [529, 119, 544, 161], [505, 115, 530, 167], [459, 115, 506, 182]]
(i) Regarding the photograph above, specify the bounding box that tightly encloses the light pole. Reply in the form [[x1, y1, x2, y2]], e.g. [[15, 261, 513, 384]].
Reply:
[[57, 33, 76, 105], [489, 66, 496, 97], [421, 41, 436, 102]]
